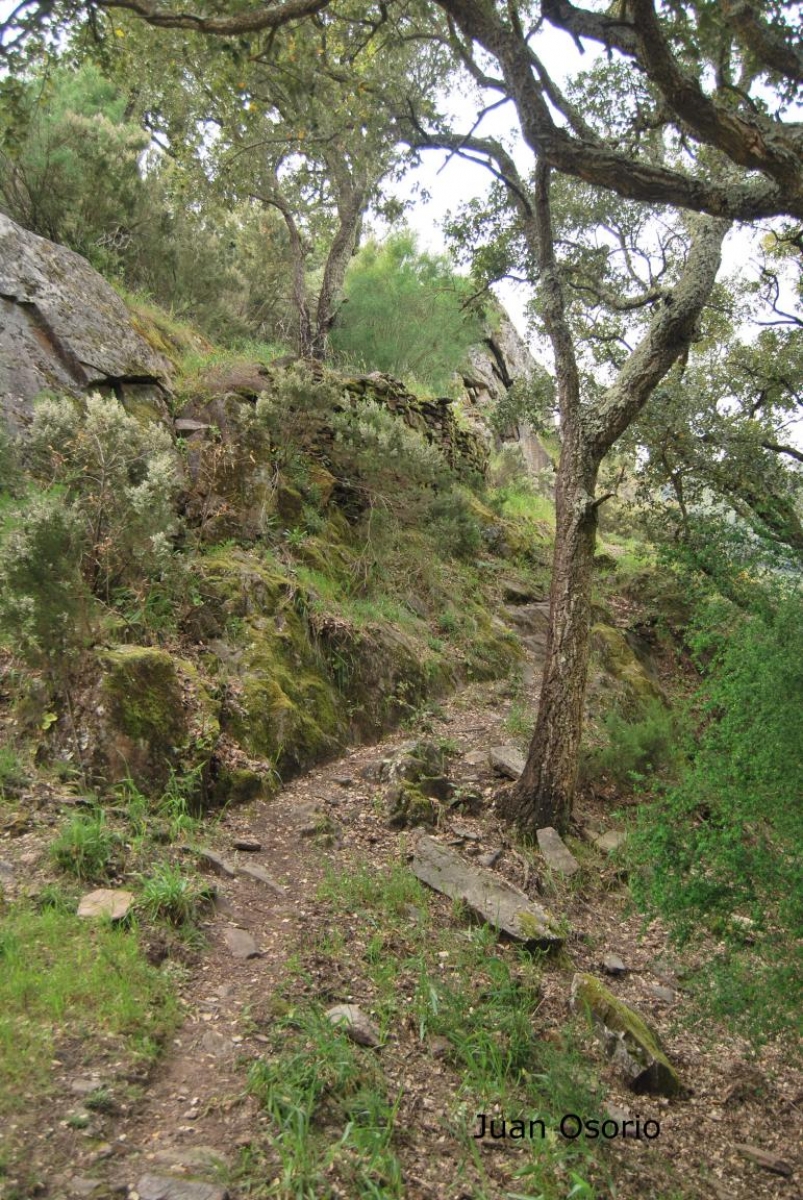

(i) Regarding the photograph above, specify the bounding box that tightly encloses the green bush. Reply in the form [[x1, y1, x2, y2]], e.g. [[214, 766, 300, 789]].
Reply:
[[0, 490, 90, 667], [25, 393, 180, 600], [139, 863, 206, 927], [583, 699, 680, 787], [630, 591, 803, 1039], [330, 230, 483, 393]]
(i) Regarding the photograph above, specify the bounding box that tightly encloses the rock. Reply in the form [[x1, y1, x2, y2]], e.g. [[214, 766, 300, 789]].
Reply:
[[0, 213, 171, 428], [604, 1104, 641, 1137], [429, 1035, 451, 1059], [463, 749, 489, 768], [70, 1077, 102, 1096], [325, 1004, 382, 1048], [68, 1177, 101, 1197], [222, 927, 260, 960], [733, 1144, 793, 1177], [536, 827, 580, 877], [135, 1176, 229, 1200], [477, 848, 503, 869], [602, 953, 627, 976], [591, 829, 626, 854], [237, 863, 285, 894], [411, 834, 563, 948], [488, 745, 525, 779], [77, 889, 134, 921], [0, 859, 15, 885], [648, 985, 677, 1004], [201, 1029, 234, 1059], [571, 973, 686, 1098], [501, 580, 542, 605], [380, 739, 452, 801], [386, 782, 439, 830], [331, 775, 354, 788], [198, 850, 237, 879], [231, 838, 261, 852], [449, 824, 480, 841]]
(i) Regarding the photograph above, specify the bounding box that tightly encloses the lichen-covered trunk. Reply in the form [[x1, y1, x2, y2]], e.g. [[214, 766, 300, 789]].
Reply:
[[508, 433, 600, 834], [310, 178, 366, 361]]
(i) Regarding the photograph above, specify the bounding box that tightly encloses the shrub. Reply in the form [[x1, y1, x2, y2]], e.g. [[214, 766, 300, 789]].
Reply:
[[330, 230, 483, 392], [0, 490, 91, 667], [629, 590, 803, 1039], [25, 393, 180, 600], [583, 699, 680, 788]]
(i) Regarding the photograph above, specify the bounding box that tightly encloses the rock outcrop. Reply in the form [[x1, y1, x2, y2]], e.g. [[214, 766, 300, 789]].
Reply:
[[462, 302, 555, 477], [0, 213, 171, 428]]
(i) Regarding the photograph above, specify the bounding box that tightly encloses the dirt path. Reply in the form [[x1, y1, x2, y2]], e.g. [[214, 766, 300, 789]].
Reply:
[[41, 640, 801, 1200]]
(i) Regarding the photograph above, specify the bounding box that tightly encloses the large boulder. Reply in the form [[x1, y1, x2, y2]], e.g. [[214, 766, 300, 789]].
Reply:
[[0, 213, 171, 429]]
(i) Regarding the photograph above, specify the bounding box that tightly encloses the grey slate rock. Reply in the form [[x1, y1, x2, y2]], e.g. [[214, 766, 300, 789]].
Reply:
[[536, 826, 580, 877], [197, 850, 237, 879], [222, 927, 260, 960], [325, 1004, 382, 1048], [602, 953, 627, 976], [488, 745, 525, 779], [135, 1176, 229, 1200], [237, 863, 285, 894]]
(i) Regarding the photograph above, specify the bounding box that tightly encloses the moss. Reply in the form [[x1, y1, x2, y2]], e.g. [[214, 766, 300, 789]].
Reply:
[[589, 623, 663, 713], [215, 766, 272, 805], [387, 781, 439, 829], [572, 972, 685, 1097], [101, 646, 186, 749]]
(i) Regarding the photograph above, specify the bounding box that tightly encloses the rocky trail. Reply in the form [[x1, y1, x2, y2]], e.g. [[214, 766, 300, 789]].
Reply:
[[4, 606, 801, 1200]]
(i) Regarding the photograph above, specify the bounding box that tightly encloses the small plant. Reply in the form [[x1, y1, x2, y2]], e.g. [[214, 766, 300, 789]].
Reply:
[[583, 699, 680, 788], [0, 748, 27, 801], [50, 809, 120, 882], [139, 863, 206, 927]]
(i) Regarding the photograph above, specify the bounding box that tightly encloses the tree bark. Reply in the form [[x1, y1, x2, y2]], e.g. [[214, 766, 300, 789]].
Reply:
[[311, 162, 367, 360]]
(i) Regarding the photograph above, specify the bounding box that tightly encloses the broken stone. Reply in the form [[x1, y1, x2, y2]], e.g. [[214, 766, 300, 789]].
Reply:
[[331, 775, 354, 788], [237, 863, 285, 894], [201, 1029, 233, 1059], [477, 848, 503, 869], [68, 1178, 101, 1197], [733, 1144, 793, 1177], [571, 973, 686, 1098], [488, 745, 525, 779], [602, 953, 627, 976], [501, 580, 541, 605], [429, 1035, 451, 1059], [222, 927, 260, 960], [411, 835, 562, 948], [232, 838, 261, 852], [70, 1077, 102, 1096], [604, 1104, 642, 1137], [536, 827, 580, 877], [450, 824, 480, 841], [77, 889, 134, 921], [648, 984, 677, 1004], [0, 858, 15, 884], [325, 1004, 382, 1048], [135, 1176, 229, 1200], [591, 829, 626, 854], [197, 850, 237, 878]]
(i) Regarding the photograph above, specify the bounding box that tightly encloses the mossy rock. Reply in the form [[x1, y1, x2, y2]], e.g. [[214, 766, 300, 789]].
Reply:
[[214, 765, 272, 806], [99, 646, 188, 792], [571, 973, 687, 1098], [387, 781, 439, 829], [588, 623, 663, 718]]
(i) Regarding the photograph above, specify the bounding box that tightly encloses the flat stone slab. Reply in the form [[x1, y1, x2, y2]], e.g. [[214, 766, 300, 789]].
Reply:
[[536, 827, 580, 877], [602, 953, 627, 976], [237, 863, 285, 894], [325, 1004, 382, 1048], [231, 838, 262, 852], [77, 889, 134, 921], [222, 927, 260, 960], [135, 1176, 229, 1200], [488, 746, 525, 779], [734, 1144, 793, 1177], [410, 835, 563, 948], [197, 850, 237, 879]]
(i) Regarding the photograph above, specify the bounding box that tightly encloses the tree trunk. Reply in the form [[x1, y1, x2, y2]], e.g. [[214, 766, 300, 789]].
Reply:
[[507, 430, 601, 833], [310, 170, 367, 361]]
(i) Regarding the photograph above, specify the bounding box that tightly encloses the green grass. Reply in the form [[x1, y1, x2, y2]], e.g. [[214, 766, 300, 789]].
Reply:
[[0, 747, 27, 806], [491, 481, 556, 529], [0, 901, 179, 1112], [50, 808, 121, 882], [245, 862, 611, 1198], [139, 862, 209, 927]]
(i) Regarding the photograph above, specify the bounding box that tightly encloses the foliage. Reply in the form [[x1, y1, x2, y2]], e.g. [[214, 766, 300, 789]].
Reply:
[[630, 590, 803, 1040], [25, 392, 180, 600], [0, 489, 90, 667], [0, 748, 28, 801], [331, 231, 484, 391], [583, 699, 681, 789]]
